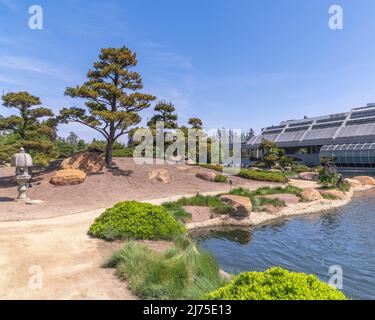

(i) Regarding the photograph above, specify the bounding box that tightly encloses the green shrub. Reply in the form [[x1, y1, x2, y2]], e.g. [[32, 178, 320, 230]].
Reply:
[[214, 174, 228, 183], [321, 193, 338, 200], [238, 169, 288, 183], [112, 148, 134, 158], [88, 201, 186, 241], [292, 164, 311, 173], [104, 237, 227, 300], [206, 267, 347, 300], [340, 181, 351, 192]]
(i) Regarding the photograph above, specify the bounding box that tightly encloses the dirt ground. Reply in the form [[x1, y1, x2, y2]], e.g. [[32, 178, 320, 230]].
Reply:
[[0, 158, 280, 221], [0, 159, 284, 300]]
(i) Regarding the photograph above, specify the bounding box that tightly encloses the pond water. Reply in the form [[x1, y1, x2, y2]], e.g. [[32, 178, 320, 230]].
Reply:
[[196, 189, 375, 300]]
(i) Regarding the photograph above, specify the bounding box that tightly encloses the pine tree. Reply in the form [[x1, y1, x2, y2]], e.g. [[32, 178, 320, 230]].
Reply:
[[59, 47, 156, 166]]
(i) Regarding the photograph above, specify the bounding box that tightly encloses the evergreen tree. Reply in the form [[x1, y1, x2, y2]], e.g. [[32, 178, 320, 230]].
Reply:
[[59, 47, 156, 166], [147, 100, 178, 129]]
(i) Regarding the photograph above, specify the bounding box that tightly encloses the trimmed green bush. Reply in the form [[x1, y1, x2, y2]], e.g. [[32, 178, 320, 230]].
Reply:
[[206, 267, 347, 300], [112, 148, 134, 158], [238, 169, 288, 183], [88, 201, 186, 241], [104, 236, 227, 300], [214, 174, 228, 183]]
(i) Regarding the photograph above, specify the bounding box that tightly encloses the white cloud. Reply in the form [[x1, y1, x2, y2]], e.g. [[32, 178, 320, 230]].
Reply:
[[0, 0, 17, 10], [139, 40, 193, 70], [0, 55, 74, 81]]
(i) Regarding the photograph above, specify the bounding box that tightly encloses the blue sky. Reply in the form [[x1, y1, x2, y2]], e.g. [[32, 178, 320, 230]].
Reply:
[[1, 0, 375, 142]]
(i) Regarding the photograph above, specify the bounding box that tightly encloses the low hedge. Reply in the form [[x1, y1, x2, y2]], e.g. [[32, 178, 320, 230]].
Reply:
[[238, 169, 288, 183], [214, 174, 228, 183], [88, 201, 186, 241], [112, 148, 134, 158], [206, 267, 347, 300]]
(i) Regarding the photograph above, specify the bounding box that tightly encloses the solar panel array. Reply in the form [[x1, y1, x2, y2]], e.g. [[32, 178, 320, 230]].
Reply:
[[248, 106, 375, 148]]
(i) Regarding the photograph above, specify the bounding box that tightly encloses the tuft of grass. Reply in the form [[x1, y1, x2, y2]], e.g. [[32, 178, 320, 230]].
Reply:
[[229, 187, 289, 211], [162, 202, 192, 223], [105, 236, 227, 300], [164, 194, 232, 216], [321, 193, 338, 200]]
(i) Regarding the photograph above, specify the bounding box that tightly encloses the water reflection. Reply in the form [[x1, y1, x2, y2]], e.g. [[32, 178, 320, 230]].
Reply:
[[197, 188, 375, 300]]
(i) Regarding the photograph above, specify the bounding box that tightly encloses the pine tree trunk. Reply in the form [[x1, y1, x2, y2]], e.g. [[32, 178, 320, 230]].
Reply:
[[105, 141, 114, 167]]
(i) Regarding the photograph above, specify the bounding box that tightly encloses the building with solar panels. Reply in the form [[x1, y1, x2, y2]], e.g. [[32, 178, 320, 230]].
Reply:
[[246, 103, 375, 169]]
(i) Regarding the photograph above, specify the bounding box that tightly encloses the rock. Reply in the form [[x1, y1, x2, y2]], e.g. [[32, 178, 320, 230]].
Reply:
[[345, 178, 362, 189], [148, 169, 173, 183], [26, 200, 44, 205], [220, 195, 252, 218], [320, 189, 347, 200], [61, 152, 105, 174], [196, 172, 217, 182], [262, 204, 279, 214], [300, 188, 323, 202], [298, 172, 319, 181], [353, 176, 375, 186], [50, 169, 86, 186]]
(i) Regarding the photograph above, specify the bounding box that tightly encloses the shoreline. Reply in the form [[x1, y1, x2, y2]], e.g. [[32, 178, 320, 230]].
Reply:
[[185, 185, 375, 231]]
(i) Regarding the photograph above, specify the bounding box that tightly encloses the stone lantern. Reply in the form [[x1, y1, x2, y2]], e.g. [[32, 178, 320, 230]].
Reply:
[[11, 147, 33, 202]]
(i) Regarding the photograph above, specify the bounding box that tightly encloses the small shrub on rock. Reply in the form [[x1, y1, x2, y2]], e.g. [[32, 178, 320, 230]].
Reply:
[[88, 201, 186, 240], [206, 267, 347, 300], [214, 174, 228, 183]]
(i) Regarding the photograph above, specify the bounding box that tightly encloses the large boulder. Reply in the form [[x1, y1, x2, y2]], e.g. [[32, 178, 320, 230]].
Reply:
[[196, 172, 217, 182], [220, 195, 252, 218], [298, 172, 319, 181], [300, 188, 323, 202], [61, 152, 105, 174], [320, 189, 347, 201], [353, 176, 375, 186], [50, 169, 86, 186], [148, 169, 173, 184], [345, 178, 362, 189]]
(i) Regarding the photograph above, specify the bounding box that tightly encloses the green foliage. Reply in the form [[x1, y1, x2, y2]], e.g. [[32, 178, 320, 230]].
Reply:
[[59, 46, 156, 165], [199, 164, 223, 172], [321, 193, 338, 200], [112, 147, 134, 158], [214, 174, 228, 183], [0, 92, 57, 164], [1, 91, 55, 140], [206, 267, 347, 300], [229, 187, 287, 212], [147, 100, 178, 129], [238, 168, 288, 183], [259, 139, 284, 169], [188, 117, 203, 129], [162, 202, 192, 223], [292, 164, 311, 173], [104, 237, 227, 300], [318, 166, 339, 188], [174, 194, 232, 215], [88, 201, 186, 241], [250, 185, 302, 197], [340, 181, 351, 192]]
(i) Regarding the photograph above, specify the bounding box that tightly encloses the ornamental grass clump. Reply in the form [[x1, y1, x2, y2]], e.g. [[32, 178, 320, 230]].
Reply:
[[206, 267, 347, 300], [88, 201, 186, 241], [104, 236, 227, 300]]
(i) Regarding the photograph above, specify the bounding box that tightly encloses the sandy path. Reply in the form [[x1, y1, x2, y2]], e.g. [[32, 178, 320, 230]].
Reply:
[[0, 191, 232, 300]]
